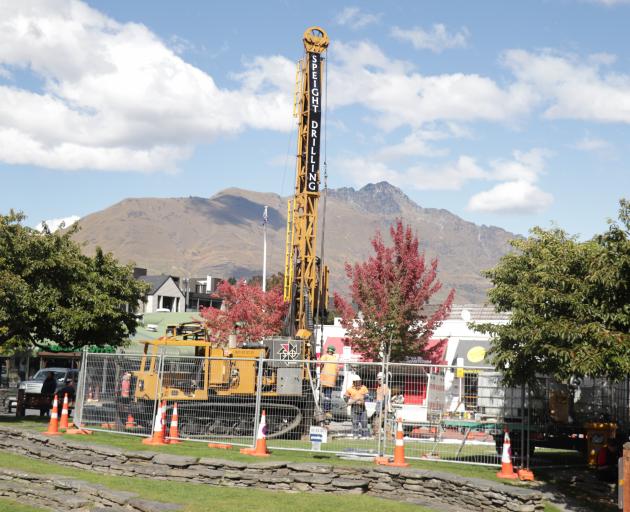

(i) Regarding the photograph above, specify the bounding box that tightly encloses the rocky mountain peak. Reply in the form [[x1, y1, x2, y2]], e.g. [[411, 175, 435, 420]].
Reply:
[[329, 181, 416, 214]]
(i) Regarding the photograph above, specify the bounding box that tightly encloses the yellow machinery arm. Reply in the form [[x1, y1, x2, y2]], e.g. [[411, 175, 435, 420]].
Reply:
[[283, 27, 330, 341]]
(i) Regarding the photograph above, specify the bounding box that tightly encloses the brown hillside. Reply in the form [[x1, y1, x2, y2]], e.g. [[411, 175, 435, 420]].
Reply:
[[72, 182, 517, 303]]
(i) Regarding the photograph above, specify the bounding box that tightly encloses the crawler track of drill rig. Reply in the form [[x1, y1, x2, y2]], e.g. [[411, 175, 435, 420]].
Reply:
[[175, 400, 306, 440]]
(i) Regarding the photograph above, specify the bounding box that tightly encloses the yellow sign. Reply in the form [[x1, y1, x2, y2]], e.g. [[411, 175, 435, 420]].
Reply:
[[456, 368, 465, 378], [467, 345, 487, 363]]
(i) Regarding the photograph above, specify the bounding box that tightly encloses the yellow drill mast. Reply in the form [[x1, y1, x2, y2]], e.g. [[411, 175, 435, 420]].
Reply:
[[283, 27, 329, 341]]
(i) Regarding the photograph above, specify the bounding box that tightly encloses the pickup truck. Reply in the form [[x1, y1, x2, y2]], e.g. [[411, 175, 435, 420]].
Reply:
[[15, 367, 79, 416]]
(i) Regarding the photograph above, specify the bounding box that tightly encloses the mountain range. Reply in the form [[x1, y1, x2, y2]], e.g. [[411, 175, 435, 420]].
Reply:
[[71, 182, 518, 303]]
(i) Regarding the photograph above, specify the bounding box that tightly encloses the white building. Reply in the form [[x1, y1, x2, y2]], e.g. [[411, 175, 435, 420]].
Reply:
[[138, 275, 186, 313], [314, 304, 510, 417]]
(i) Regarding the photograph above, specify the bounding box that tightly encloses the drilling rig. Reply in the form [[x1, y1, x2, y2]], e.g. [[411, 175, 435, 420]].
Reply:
[[84, 27, 332, 440], [283, 26, 330, 347]]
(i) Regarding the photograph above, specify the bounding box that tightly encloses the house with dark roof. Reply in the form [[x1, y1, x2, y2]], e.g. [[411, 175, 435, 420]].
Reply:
[[135, 268, 185, 314], [181, 275, 223, 312]]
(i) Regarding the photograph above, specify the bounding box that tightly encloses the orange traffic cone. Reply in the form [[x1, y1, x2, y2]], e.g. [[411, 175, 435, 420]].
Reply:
[[496, 429, 518, 479], [240, 410, 270, 457], [168, 403, 181, 443], [375, 417, 409, 467], [142, 401, 167, 445], [43, 395, 61, 436], [125, 413, 136, 429], [59, 393, 70, 430]]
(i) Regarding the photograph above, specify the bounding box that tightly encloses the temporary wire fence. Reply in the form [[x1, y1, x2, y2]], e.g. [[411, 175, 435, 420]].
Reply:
[[73, 352, 629, 469]]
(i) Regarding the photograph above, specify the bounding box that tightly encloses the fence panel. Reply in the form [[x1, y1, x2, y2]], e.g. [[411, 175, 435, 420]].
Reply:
[[75, 353, 155, 435], [380, 364, 505, 466], [263, 360, 384, 457], [160, 355, 258, 448], [72, 352, 629, 470]]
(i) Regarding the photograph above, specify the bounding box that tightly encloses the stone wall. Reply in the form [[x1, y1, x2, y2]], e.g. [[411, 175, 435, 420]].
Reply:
[[0, 467, 181, 511], [0, 427, 543, 511]]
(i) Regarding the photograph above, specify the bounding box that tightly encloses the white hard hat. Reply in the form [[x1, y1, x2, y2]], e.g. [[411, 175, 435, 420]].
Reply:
[[377, 372, 384, 380], [351, 374, 362, 382]]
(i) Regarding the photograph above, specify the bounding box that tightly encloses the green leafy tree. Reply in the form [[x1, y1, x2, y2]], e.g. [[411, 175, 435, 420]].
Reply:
[[0, 211, 148, 350], [334, 219, 455, 362], [476, 199, 630, 387]]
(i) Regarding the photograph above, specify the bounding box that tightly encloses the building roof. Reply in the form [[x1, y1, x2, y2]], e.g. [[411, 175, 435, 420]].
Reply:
[[138, 275, 172, 295], [122, 311, 202, 355], [447, 304, 511, 322]]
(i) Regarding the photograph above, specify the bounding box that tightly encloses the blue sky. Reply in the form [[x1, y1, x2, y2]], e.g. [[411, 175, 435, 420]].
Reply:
[[0, 0, 629, 238]]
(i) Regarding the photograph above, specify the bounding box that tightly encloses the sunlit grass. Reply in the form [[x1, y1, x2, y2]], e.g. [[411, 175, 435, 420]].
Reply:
[[0, 451, 434, 512], [0, 499, 45, 512]]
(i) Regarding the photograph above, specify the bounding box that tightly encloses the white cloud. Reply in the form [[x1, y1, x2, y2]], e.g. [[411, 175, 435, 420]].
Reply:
[[503, 49, 630, 123], [335, 7, 381, 29], [467, 149, 553, 214], [35, 215, 81, 232], [340, 155, 488, 191], [391, 24, 469, 53], [573, 136, 612, 152], [3, 1, 627, 179], [339, 147, 553, 214], [328, 41, 537, 131], [376, 129, 453, 160], [588, 0, 630, 5], [487, 148, 551, 183], [0, 0, 295, 172], [467, 181, 553, 214]]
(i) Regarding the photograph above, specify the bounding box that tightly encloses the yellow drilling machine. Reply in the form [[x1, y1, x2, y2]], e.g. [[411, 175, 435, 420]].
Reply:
[[89, 27, 331, 439]]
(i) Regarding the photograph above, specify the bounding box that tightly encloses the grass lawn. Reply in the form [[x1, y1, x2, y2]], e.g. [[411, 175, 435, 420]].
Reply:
[[2, 417, 592, 511], [5, 417, 509, 482], [16, 417, 512, 482], [0, 499, 44, 512], [0, 451, 433, 512]]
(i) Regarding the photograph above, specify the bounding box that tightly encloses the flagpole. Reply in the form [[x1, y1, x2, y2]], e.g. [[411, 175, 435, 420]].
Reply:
[[262, 206, 268, 293]]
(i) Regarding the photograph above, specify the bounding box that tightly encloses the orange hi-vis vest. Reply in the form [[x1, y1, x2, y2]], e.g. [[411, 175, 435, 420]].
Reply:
[[345, 385, 369, 402], [320, 353, 340, 388]]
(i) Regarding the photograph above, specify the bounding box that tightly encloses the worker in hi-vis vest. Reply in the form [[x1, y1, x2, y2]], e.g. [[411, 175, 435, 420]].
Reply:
[[320, 345, 340, 419]]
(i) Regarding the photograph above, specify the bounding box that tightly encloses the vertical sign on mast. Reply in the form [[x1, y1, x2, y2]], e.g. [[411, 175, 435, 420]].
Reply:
[[307, 52, 321, 193]]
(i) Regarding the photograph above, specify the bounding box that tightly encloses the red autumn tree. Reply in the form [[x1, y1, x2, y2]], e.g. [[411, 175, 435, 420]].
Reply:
[[334, 219, 455, 362], [199, 280, 287, 344]]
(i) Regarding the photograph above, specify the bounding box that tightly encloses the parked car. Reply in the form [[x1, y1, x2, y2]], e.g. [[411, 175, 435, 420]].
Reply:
[[16, 367, 79, 416]]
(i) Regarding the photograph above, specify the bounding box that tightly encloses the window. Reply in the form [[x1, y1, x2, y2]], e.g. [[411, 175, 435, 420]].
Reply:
[[463, 372, 479, 411]]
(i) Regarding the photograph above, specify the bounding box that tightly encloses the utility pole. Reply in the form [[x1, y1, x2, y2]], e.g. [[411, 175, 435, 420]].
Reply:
[[262, 206, 268, 293]]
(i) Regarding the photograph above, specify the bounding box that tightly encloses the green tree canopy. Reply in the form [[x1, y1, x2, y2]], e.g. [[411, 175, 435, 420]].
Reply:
[[475, 199, 630, 387], [0, 211, 148, 351]]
